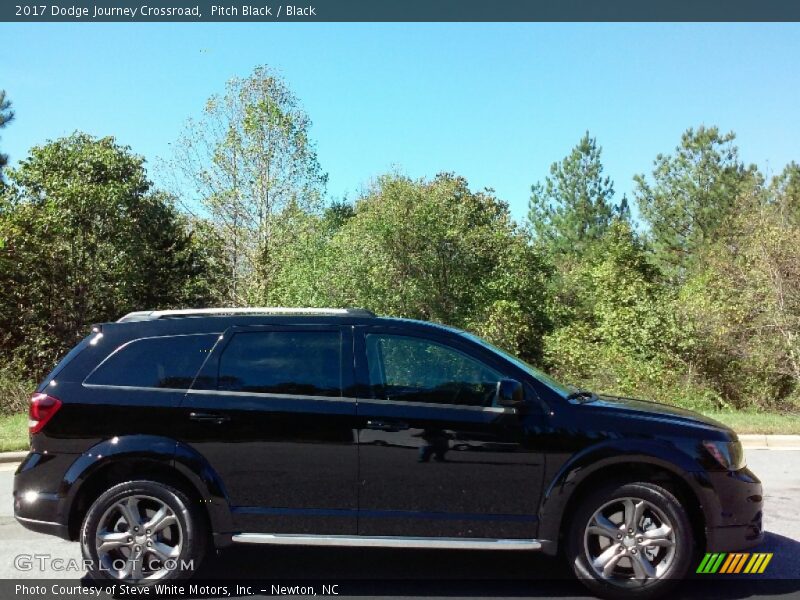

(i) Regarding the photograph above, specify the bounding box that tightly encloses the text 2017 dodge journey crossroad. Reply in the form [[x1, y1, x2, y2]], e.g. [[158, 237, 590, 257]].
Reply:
[[14, 307, 763, 598]]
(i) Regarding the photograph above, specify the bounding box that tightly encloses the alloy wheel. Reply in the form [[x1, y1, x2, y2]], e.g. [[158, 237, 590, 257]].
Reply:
[[95, 494, 183, 581], [583, 496, 677, 587]]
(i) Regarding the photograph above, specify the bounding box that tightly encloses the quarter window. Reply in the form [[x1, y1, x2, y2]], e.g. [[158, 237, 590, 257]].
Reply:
[[366, 334, 501, 407], [86, 334, 217, 389], [218, 331, 341, 397]]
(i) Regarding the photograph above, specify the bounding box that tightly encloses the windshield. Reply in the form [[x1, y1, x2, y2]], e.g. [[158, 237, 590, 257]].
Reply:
[[459, 331, 572, 398]]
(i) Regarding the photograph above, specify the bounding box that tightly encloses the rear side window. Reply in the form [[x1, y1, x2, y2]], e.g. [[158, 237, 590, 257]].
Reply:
[[218, 331, 341, 397], [85, 334, 217, 389]]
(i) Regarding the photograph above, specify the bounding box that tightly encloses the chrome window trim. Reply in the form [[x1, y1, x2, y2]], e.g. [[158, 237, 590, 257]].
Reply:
[[82, 332, 220, 387], [358, 397, 514, 413], [81, 385, 515, 413], [82, 384, 187, 393]]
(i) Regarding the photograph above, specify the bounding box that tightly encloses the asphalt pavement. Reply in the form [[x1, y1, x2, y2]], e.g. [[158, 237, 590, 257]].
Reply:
[[0, 450, 797, 599]]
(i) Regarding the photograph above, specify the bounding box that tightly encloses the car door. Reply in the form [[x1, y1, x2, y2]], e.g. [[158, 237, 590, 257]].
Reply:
[[177, 324, 359, 535], [354, 327, 545, 539]]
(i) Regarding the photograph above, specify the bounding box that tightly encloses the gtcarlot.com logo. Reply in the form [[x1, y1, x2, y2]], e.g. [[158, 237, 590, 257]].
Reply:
[[14, 554, 194, 573], [696, 552, 773, 574]]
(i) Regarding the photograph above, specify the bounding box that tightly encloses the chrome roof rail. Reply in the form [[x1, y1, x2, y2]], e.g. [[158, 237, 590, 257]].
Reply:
[[117, 307, 376, 322]]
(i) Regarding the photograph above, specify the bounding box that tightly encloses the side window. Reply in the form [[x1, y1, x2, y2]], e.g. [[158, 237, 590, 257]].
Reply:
[[86, 334, 217, 389], [366, 334, 501, 407], [218, 331, 341, 397]]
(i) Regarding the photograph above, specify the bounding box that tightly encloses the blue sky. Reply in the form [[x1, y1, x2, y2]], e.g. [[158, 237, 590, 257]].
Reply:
[[2, 23, 799, 221]]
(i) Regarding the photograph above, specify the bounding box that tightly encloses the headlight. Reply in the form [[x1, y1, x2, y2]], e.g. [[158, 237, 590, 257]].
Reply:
[[703, 440, 746, 470]]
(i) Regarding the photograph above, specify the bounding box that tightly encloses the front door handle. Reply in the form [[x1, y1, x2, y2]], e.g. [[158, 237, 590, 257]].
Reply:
[[189, 411, 230, 424], [366, 419, 409, 431]]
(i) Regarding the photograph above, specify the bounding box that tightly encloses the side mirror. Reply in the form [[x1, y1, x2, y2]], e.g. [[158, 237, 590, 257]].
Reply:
[[495, 378, 524, 408]]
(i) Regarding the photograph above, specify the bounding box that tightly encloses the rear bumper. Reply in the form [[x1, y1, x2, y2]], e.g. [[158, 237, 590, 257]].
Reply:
[[13, 451, 75, 541], [702, 467, 764, 552], [14, 515, 70, 539]]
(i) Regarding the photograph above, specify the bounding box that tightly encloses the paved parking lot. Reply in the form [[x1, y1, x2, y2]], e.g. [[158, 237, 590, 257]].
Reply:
[[0, 449, 798, 598]]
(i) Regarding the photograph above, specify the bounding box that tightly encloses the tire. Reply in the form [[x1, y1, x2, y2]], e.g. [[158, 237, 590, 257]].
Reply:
[[566, 481, 694, 600], [80, 480, 207, 584]]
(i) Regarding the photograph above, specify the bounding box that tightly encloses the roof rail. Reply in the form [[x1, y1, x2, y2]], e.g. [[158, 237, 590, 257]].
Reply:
[[117, 307, 376, 322]]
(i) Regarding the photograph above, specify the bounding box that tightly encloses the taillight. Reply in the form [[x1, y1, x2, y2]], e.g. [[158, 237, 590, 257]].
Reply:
[[29, 393, 62, 434]]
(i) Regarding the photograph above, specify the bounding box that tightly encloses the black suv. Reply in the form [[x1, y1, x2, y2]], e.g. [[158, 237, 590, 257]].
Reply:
[[14, 308, 763, 598]]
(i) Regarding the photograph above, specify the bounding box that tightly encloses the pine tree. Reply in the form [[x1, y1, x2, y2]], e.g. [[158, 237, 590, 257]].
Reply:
[[634, 126, 762, 276], [528, 132, 627, 257], [0, 90, 14, 178]]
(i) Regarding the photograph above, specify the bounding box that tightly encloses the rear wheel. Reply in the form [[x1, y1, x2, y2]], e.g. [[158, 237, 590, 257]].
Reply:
[[80, 480, 206, 584], [566, 481, 694, 599]]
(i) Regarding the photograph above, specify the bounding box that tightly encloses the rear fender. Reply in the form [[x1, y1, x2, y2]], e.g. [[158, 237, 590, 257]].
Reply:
[[61, 435, 233, 538]]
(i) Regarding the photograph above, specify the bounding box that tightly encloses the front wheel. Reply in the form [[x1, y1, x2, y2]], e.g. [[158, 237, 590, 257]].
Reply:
[[80, 480, 206, 584], [566, 481, 695, 599]]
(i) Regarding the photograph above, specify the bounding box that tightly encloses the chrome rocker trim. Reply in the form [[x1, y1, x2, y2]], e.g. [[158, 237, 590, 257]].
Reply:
[[231, 534, 542, 550]]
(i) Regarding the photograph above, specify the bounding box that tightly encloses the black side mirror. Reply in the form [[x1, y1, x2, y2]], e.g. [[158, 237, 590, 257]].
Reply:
[[495, 378, 524, 408]]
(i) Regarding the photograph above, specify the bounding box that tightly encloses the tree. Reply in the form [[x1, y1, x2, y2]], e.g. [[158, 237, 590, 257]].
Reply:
[[770, 162, 800, 225], [166, 65, 327, 304], [0, 90, 14, 180], [0, 133, 220, 377], [541, 221, 683, 393], [676, 178, 800, 410], [634, 126, 762, 277], [528, 132, 628, 257], [267, 173, 552, 360]]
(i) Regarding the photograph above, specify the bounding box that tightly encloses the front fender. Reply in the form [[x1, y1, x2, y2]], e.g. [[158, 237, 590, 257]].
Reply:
[[537, 438, 717, 549]]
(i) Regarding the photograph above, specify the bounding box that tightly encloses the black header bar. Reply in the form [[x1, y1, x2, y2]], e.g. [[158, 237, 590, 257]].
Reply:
[[3, 0, 800, 23]]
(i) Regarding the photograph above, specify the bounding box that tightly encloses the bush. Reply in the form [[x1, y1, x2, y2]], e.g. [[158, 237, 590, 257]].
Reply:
[[0, 367, 34, 415]]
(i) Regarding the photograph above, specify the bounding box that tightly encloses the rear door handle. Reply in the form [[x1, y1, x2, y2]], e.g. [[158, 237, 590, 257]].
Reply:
[[366, 419, 409, 431], [189, 412, 230, 424]]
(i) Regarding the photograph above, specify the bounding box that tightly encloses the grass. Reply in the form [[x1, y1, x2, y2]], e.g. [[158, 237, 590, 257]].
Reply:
[[0, 413, 28, 452], [0, 410, 797, 454], [700, 411, 800, 435]]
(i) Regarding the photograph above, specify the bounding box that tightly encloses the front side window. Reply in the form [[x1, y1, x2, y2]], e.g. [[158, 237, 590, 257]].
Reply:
[[366, 333, 501, 407], [85, 334, 217, 389], [218, 331, 341, 397]]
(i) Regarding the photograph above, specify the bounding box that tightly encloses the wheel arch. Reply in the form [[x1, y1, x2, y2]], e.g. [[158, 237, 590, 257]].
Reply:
[[538, 443, 712, 555], [62, 435, 232, 542]]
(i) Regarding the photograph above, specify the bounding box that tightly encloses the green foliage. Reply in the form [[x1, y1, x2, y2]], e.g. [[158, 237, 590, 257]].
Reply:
[[0, 90, 13, 177], [0, 86, 798, 419], [0, 366, 33, 415], [539, 220, 706, 406], [538, 129, 799, 412], [167, 66, 327, 304], [770, 161, 800, 224], [529, 132, 629, 256], [0, 413, 28, 452], [676, 185, 800, 410], [0, 133, 223, 378], [634, 126, 762, 277], [268, 173, 551, 361]]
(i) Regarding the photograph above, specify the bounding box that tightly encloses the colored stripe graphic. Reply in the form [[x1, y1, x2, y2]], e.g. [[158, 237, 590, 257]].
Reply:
[[697, 552, 773, 574], [757, 554, 773, 573], [719, 553, 737, 573], [710, 553, 726, 573], [744, 554, 760, 573], [698, 553, 723, 573], [734, 553, 750, 573], [696, 553, 713, 573]]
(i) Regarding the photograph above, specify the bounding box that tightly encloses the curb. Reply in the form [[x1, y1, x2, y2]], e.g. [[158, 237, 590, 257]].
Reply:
[[740, 434, 800, 450], [0, 451, 28, 464]]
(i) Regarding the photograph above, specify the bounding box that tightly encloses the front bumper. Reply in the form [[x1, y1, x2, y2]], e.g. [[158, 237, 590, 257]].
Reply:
[[702, 467, 764, 552]]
